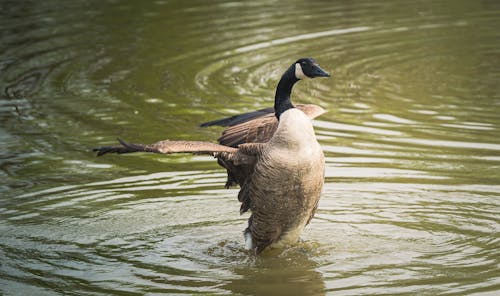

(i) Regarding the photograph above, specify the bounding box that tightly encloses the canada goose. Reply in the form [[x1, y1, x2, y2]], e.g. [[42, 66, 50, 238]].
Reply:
[[94, 58, 330, 254]]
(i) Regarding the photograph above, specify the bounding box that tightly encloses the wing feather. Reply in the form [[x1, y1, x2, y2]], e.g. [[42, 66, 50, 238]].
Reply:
[[210, 104, 326, 147], [93, 138, 237, 156]]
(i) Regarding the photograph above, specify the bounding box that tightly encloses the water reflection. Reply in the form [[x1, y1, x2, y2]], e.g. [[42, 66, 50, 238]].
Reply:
[[223, 246, 325, 296]]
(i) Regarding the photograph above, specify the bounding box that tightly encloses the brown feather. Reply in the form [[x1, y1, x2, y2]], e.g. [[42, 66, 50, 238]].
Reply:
[[216, 104, 325, 147], [93, 138, 237, 156]]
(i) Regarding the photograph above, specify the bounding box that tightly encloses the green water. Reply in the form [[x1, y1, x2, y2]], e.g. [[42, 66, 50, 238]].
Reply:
[[1, 0, 499, 295]]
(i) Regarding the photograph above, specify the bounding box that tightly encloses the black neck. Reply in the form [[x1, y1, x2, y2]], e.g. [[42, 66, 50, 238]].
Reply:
[[274, 65, 299, 119]]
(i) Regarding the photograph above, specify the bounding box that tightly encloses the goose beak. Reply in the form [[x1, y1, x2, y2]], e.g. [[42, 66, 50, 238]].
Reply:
[[312, 64, 331, 78]]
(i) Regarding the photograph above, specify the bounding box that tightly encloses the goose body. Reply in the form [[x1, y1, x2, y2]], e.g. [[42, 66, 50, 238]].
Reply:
[[94, 58, 330, 254], [240, 108, 324, 252]]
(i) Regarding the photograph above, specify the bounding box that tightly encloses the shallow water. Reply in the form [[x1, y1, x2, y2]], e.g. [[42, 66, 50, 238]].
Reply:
[[1, 0, 499, 295]]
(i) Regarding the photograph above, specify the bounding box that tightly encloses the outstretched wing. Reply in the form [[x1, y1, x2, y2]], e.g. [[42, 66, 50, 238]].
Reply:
[[201, 104, 326, 148], [93, 138, 237, 156], [93, 138, 263, 190]]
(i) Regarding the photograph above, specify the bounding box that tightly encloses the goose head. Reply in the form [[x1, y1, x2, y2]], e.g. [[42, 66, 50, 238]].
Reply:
[[274, 57, 330, 119], [294, 58, 331, 80]]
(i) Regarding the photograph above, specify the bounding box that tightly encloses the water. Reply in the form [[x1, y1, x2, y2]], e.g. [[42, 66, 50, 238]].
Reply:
[[1, 0, 499, 295]]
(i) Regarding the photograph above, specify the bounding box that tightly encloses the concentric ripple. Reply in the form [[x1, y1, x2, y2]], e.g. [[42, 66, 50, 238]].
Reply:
[[1, 0, 500, 295]]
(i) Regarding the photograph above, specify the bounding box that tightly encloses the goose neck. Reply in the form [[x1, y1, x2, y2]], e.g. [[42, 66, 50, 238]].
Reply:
[[274, 66, 299, 119]]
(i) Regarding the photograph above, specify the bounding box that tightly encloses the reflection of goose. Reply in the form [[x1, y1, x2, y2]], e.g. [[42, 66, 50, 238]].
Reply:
[[224, 246, 326, 295], [94, 58, 330, 254]]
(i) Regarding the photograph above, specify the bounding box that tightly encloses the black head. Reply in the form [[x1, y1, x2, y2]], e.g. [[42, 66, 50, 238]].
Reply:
[[294, 57, 330, 79]]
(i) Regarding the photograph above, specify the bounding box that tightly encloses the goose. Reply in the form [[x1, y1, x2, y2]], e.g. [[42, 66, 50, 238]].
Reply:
[[94, 57, 330, 254]]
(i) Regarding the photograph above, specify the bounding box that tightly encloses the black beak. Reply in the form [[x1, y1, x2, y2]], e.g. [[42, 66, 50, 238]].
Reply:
[[312, 64, 331, 78]]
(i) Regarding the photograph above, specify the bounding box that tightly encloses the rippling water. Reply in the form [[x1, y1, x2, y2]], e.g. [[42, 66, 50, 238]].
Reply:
[[1, 0, 499, 295]]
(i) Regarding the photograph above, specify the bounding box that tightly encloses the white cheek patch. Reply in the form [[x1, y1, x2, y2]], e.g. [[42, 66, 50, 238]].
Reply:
[[295, 63, 309, 80]]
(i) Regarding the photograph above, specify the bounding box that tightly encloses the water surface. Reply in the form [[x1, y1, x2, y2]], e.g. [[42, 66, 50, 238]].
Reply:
[[1, 0, 499, 295]]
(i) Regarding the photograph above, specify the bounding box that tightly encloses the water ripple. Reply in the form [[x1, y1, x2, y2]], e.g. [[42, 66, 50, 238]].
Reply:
[[235, 26, 371, 54], [1, 0, 500, 295]]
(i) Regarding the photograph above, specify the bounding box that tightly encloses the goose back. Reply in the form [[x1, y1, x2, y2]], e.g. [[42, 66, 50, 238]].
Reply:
[[205, 104, 325, 148]]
